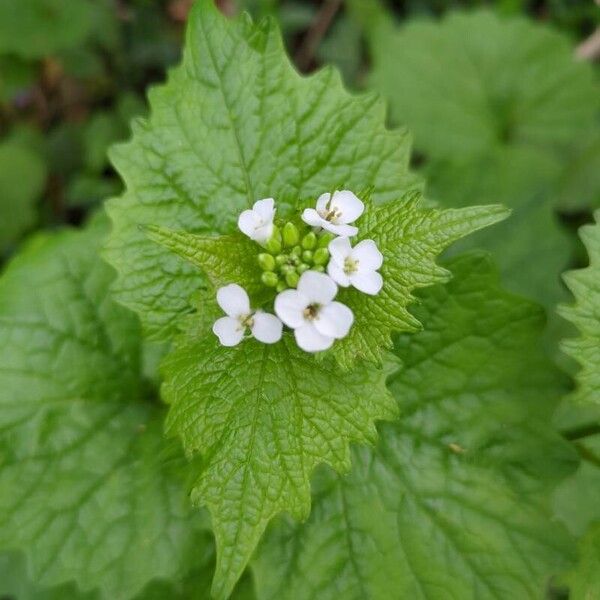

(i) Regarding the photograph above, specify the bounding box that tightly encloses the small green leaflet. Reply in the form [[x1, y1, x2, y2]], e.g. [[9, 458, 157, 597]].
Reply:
[[367, 10, 599, 161], [560, 211, 600, 405], [105, 0, 416, 340], [148, 192, 508, 368], [0, 218, 206, 599], [162, 320, 397, 599], [252, 253, 575, 599]]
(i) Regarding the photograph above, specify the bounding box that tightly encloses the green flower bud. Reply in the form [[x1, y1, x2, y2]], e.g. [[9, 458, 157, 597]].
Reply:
[[297, 263, 310, 274], [291, 245, 302, 258], [280, 264, 295, 275], [282, 222, 300, 247], [302, 231, 317, 250], [275, 254, 288, 267], [276, 281, 288, 293], [265, 236, 282, 254], [312, 247, 330, 265], [302, 250, 313, 263], [313, 265, 325, 273], [257, 253, 276, 271], [318, 232, 334, 248], [261, 271, 279, 287], [285, 271, 299, 288]]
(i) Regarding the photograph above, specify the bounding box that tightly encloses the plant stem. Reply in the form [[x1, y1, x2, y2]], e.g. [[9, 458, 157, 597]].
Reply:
[[561, 422, 600, 441], [295, 0, 343, 72]]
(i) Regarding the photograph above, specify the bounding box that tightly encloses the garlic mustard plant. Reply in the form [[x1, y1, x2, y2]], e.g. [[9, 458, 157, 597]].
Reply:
[[208, 192, 381, 352]]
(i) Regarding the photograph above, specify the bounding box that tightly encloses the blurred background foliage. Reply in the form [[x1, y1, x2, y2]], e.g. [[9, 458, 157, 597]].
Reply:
[[0, 0, 598, 261], [1, 0, 598, 354]]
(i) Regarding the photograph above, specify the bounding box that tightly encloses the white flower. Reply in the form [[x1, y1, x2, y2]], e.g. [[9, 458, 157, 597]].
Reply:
[[213, 284, 282, 346], [302, 190, 364, 237], [327, 237, 383, 296], [274, 271, 353, 352], [238, 198, 276, 243]]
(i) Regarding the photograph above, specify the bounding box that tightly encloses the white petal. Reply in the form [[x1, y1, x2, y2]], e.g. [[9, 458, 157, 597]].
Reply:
[[327, 260, 351, 287], [351, 270, 384, 295], [238, 209, 261, 239], [297, 271, 338, 304], [294, 323, 334, 352], [251, 312, 283, 344], [316, 192, 331, 213], [252, 221, 274, 243], [313, 301, 354, 339], [328, 236, 352, 265], [253, 198, 275, 221], [216, 284, 250, 318], [352, 239, 383, 270], [274, 289, 308, 329], [302, 208, 325, 228], [213, 316, 245, 346], [321, 221, 359, 237], [331, 190, 364, 223]]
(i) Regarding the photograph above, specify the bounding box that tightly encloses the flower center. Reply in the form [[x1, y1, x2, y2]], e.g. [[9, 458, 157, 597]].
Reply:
[[320, 204, 342, 223], [303, 303, 321, 321], [240, 314, 254, 329], [344, 257, 358, 275]]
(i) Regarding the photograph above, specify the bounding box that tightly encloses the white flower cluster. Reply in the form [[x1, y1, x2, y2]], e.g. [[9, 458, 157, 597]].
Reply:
[[213, 191, 383, 352]]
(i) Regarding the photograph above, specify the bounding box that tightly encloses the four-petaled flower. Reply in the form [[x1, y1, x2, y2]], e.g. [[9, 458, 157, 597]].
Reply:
[[302, 190, 364, 237], [213, 284, 282, 346], [274, 271, 354, 352], [327, 237, 383, 295], [238, 198, 276, 243]]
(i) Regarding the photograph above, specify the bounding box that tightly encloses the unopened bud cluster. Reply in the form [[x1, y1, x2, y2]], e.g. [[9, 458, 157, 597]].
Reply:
[[258, 222, 333, 292]]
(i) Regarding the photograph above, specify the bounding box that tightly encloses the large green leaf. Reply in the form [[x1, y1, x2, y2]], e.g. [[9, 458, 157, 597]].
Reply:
[[425, 147, 571, 311], [162, 312, 397, 599], [252, 253, 575, 599], [105, 0, 416, 340], [368, 10, 599, 161], [0, 218, 205, 599]]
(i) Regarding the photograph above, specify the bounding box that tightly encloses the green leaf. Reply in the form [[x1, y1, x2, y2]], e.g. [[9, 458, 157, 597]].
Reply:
[[252, 253, 575, 599], [0, 533, 258, 600], [565, 524, 600, 599], [0, 552, 95, 600], [425, 147, 572, 311], [555, 129, 600, 213], [0, 139, 47, 251], [0, 218, 205, 599], [144, 226, 264, 302], [162, 318, 397, 599], [559, 211, 600, 405], [0, 0, 95, 59], [367, 10, 599, 161], [105, 0, 416, 341], [552, 404, 600, 538]]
